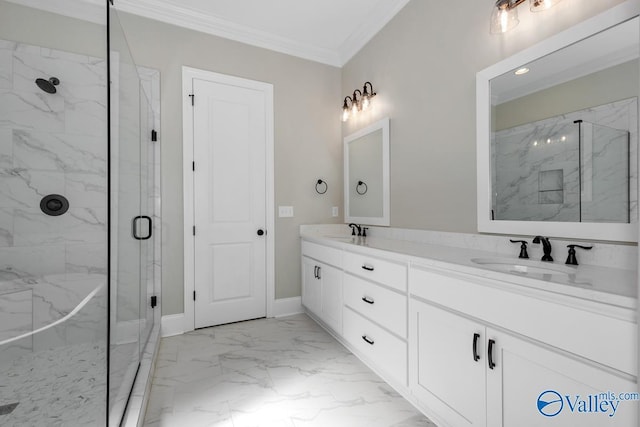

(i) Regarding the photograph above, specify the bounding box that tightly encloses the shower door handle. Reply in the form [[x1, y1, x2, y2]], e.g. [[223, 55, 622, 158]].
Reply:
[[132, 215, 153, 240]]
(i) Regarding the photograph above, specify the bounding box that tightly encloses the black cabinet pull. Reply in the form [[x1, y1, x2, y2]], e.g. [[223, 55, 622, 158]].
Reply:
[[361, 296, 375, 305], [362, 335, 374, 345], [313, 266, 318, 279], [132, 215, 152, 240], [473, 333, 480, 362], [361, 265, 374, 271], [316, 266, 321, 279], [488, 339, 496, 370]]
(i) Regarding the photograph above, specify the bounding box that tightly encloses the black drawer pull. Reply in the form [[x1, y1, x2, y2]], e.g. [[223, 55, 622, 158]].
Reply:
[[472, 333, 480, 362], [313, 266, 318, 279], [488, 339, 496, 370], [361, 296, 375, 305], [361, 265, 374, 271], [362, 335, 374, 345], [316, 266, 321, 279]]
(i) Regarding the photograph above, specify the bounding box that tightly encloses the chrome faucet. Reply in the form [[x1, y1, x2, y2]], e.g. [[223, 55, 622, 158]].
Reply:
[[348, 223, 362, 236], [532, 236, 553, 262]]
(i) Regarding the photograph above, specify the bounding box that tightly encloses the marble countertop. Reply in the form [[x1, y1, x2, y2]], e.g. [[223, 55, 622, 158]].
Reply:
[[300, 232, 637, 311]]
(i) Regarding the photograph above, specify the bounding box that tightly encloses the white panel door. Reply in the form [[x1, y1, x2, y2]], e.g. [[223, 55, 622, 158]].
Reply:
[[193, 77, 267, 328]]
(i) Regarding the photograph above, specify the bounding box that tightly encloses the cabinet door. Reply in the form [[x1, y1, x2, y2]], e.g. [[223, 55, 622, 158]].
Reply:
[[301, 256, 321, 315], [410, 299, 486, 427], [319, 263, 342, 333], [487, 329, 638, 427]]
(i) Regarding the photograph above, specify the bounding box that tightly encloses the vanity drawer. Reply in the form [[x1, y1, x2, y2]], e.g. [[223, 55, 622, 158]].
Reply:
[[301, 240, 342, 268], [343, 273, 407, 338], [410, 265, 637, 376], [343, 251, 407, 292], [343, 307, 407, 386]]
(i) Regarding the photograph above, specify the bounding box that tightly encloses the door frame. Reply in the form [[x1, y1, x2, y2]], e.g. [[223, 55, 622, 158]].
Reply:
[[182, 66, 275, 332]]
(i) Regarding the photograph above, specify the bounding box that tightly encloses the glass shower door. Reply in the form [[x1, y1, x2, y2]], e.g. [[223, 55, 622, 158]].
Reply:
[[109, 6, 143, 425], [579, 122, 630, 223]]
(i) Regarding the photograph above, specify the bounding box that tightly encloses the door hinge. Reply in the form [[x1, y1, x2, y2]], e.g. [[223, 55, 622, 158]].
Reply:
[[151, 129, 157, 142], [192, 161, 195, 171], [150, 295, 157, 308], [193, 225, 196, 236], [189, 94, 195, 106], [193, 291, 196, 301]]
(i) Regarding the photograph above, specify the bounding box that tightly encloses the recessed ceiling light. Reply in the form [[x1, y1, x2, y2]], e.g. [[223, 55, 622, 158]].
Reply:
[[514, 67, 530, 75]]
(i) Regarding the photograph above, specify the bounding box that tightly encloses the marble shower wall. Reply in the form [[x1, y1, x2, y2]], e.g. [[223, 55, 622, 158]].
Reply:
[[0, 39, 108, 280], [493, 98, 638, 223]]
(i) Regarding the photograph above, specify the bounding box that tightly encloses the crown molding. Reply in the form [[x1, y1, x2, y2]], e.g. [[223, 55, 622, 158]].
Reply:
[[114, 0, 410, 67], [6, 0, 410, 67], [114, 0, 342, 66], [338, 0, 412, 65]]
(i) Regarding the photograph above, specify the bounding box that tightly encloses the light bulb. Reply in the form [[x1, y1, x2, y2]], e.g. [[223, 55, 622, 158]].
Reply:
[[362, 96, 370, 111], [490, 1, 519, 34], [342, 109, 349, 122], [500, 9, 509, 33], [351, 103, 358, 116]]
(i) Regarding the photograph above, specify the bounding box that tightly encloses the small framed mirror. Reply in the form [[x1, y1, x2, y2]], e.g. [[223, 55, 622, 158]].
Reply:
[[344, 117, 390, 226], [476, 4, 639, 242]]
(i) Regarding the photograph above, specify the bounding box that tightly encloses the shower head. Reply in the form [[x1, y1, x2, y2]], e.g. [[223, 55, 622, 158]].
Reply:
[[35, 77, 60, 94]]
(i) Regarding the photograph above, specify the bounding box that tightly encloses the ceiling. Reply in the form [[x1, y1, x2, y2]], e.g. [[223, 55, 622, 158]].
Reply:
[[6, 0, 410, 67], [114, 0, 411, 66]]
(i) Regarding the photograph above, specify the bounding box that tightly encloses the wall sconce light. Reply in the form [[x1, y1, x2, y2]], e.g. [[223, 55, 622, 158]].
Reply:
[[490, 0, 562, 34], [342, 82, 377, 122]]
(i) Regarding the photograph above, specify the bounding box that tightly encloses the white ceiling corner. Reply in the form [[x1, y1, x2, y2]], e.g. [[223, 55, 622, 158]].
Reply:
[[338, 0, 411, 65], [113, 0, 412, 67]]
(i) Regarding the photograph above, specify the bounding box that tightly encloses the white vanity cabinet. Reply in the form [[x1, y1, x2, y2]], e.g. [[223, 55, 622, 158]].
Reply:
[[301, 241, 343, 333], [409, 264, 638, 427], [342, 250, 409, 386], [300, 234, 637, 427]]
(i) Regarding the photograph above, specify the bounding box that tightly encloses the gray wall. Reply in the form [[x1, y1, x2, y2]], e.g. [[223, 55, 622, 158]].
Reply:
[[495, 60, 639, 131], [115, 12, 343, 315], [341, 0, 630, 233]]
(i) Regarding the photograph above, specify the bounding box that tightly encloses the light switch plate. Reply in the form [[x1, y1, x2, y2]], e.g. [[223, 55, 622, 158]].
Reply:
[[279, 206, 294, 217], [332, 207, 339, 217]]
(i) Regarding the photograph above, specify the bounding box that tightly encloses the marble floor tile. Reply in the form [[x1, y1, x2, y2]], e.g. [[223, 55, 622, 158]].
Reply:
[[144, 314, 436, 427]]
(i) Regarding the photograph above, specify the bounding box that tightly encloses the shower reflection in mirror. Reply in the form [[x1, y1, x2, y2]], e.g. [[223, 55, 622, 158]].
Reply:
[[492, 98, 634, 223]]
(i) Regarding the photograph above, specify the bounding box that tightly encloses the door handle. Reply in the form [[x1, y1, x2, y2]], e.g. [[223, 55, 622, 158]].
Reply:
[[472, 333, 480, 362], [257, 229, 265, 236], [488, 339, 496, 370], [132, 215, 152, 240]]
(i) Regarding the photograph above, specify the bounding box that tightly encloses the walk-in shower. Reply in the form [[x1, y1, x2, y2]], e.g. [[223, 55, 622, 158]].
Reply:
[[0, 0, 161, 425]]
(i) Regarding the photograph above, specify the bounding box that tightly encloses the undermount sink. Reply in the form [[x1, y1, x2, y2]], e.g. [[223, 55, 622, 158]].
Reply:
[[471, 257, 576, 278]]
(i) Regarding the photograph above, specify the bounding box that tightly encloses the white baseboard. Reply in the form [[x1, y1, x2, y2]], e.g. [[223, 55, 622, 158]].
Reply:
[[161, 313, 186, 337], [272, 296, 303, 318], [161, 298, 301, 337]]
